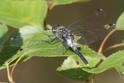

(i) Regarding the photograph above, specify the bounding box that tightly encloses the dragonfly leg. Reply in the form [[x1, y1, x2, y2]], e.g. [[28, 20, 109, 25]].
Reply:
[[62, 46, 69, 54], [61, 42, 69, 54], [43, 35, 59, 44]]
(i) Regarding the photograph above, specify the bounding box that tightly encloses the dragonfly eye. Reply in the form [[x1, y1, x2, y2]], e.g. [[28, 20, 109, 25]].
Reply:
[[52, 25, 61, 30]]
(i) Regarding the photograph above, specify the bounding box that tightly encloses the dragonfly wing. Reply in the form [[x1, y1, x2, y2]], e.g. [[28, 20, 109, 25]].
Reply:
[[68, 9, 113, 44]]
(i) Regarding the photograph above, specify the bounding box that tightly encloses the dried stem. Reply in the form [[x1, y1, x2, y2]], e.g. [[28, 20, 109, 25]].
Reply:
[[10, 54, 25, 81], [98, 28, 117, 59], [6, 62, 14, 82], [91, 78, 94, 83], [104, 43, 124, 52]]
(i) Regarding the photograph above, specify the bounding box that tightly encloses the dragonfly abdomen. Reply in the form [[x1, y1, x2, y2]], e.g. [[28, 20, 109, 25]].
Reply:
[[71, 47, 88, 64]]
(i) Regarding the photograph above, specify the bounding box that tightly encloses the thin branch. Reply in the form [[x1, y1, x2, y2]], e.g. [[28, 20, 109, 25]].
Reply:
[[104, 43, 124, 52], [10, 54, 25, 80], [98, 28, 117, 59], [6, 63, 13, 82], [91, 78, 94, 83], [90, 74, 95, 83]]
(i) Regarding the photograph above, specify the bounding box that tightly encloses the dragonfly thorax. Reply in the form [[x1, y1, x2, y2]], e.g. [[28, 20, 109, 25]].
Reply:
[[52, 25, 75, 47]]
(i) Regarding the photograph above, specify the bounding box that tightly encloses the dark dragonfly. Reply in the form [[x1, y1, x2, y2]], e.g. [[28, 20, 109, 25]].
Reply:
[[52, 25, 88, 64], [46, 9, 115, 64]]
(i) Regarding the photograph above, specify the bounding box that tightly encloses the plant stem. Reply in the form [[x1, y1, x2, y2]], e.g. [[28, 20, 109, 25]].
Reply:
[[10, 54, 25, 80], [91, 74, 95, 83], [98, 28, 117, 59], [91, 78, 94, 83], [6, 62, 14, 82], [10, 49, 40, 80], [104, 43, 124, 52]]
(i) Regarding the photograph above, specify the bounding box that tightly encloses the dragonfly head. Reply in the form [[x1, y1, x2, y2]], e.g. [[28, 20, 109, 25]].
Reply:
[[52, 25, 65, 33]]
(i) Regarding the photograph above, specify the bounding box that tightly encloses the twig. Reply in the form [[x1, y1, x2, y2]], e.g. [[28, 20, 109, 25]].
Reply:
[[98, 28, 117, 59], [6, 62, 14, 82], [104, 43, 124, 52], [91, 78, 94, 83], [10, 54, 25, 81]]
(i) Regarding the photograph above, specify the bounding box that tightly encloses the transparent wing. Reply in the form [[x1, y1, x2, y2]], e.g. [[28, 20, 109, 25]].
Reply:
[[67, 9, 113, 44]]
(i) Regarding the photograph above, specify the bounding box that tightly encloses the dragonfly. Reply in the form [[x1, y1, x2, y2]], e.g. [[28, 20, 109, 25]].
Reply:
[[51, 25, 88, 64], [46, 9, 115, 64]]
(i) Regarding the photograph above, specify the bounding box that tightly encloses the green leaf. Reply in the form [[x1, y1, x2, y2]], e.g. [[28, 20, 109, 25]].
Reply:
[[116, 12, 124, 30], [18, 26, 67, 57], [57, 49, 124, 80], [48, 0, 91, 5], [57, 46, 101, 80], [0, 24, 8, 38], [0, 25, 65, 69], [83, 50, 124, 74], [0, 0, 48, 28], [17, 26, 100, 59], [57, 56, 90, 80], [0, 25, 101, 71], [0, 28, 22, 69]]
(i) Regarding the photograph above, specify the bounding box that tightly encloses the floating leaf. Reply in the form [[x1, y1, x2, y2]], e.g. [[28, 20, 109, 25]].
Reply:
[[0, 28, 22, 69], [0, 25, 101, 71], [57, 49, 124, 80], [57, 46, 101, 80], [0, 0, 48, 28], [116, 12, 124, 30], [0, 25, 65, 69], [57, 56, 90, 80], [83, 50, 124, 74]]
